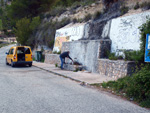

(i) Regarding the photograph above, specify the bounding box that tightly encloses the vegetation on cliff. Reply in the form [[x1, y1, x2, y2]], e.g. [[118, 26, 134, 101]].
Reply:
[[1, 0, 150, 47], [3, 0, 99, 47], [0, 19, 2, 30]]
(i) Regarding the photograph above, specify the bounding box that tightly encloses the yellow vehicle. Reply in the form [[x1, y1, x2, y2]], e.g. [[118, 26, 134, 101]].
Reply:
[[6, 46, 32, 67]]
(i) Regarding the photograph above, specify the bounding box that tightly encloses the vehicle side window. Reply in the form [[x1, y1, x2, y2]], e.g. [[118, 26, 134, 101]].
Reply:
[[25, 48, 31, 54], [8, 49, 11, 54], [9, 49, 14, 55]]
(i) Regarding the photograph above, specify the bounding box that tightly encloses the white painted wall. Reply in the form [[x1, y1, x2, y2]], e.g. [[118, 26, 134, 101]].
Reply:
[[53, 23, 86, 52], [109, 11, 150, 54]]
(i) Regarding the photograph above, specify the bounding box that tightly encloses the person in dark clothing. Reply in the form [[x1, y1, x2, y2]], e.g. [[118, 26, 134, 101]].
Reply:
[[59, 51, 73, 69]]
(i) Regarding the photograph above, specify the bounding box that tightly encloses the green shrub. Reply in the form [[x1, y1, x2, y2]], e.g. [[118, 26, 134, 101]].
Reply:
[[120, 6, 129, 15], [53, 50, 61, 54], [0, 43, 9, 48], [53, 51, 57, 54], [90, 83, 101, 87], [57, 51, 61, 54], [55, 63, 58, 67], [117, 55, 123, 60], [70, 1, 81, 9], [140, 100, 150, 108], [32, 57, 35, 61], [102, 7, 109, 14], [73, 68, 79, 72], [59, 18, 70, 28], [102, 76, 131, 91], [101, 65, 150, 107], [55, 0, 95, 7], [124, 50, 143, 62], [127, 65, 150, 101], [106, 51, 124, 60], [50, 6, 66, 17], [134, 2, 140, 10], [108, 53, 118, 60], [101, 82, 107, 88], [72, 18, 77, 23], [0, 41, 16, 48], [81, 0, 95, 6], [84, 14, 92, 22], [93, 11, 101, 20], [77, 18, 84, 23], [140, 2, 150, 9]]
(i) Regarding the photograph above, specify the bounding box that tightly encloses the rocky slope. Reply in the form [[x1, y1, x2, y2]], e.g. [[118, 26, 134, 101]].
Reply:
[[33, 0, 150, 50]]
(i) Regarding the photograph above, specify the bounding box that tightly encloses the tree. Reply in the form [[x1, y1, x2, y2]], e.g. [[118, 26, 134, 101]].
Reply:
[[27, 16, 41, 47], [6, 0, 58, 28], [8, 0, 58, 20], [0, 7, 3, 18], [14, 17, 31, 45], [56, 0, 81, 6], [1, 5, 12, 30], [0, 0, 4, 7], [0, 19, 2, 30], [14, 16, 40, 46]]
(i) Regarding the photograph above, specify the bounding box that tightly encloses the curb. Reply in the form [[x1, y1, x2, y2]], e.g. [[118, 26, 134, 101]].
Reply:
[[33, 65, 90, 86]]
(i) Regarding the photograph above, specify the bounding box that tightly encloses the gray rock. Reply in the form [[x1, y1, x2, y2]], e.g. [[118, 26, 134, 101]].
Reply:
[[91, 3, 96, 7]]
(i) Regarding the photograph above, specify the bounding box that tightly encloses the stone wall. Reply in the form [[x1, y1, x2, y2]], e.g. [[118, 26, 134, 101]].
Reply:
[[44, 54, 60, 65], [61, 39, 111, 73], [98, 59, 136, 79]]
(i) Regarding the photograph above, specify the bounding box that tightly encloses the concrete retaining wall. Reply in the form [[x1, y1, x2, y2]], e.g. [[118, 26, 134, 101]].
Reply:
[[98, 59, 136, 79]]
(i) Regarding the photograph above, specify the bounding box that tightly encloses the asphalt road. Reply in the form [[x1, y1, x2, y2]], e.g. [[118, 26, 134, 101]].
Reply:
[[0, 45, 149, 113]]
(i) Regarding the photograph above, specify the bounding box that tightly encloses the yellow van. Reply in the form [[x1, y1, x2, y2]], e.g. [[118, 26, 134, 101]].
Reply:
[[6, 46, 33, 67]]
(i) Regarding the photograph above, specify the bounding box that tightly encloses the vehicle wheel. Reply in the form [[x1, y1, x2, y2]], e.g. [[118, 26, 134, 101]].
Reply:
[[29, 63, 32, 67], [6, 59, 9, 65], [11, 60, 15, 67]]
